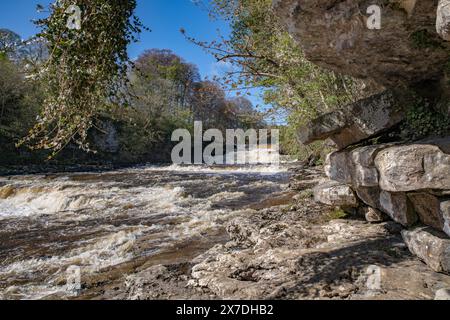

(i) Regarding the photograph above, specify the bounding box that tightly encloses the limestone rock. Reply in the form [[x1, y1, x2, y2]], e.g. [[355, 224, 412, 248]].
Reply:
[[326, 144, 391, 187], [442, 200, 450, 237], [408, 193, 446, 232], [299, 92, 404, 149], [437, 0, 450, 41], [349, 146, 383, 188], [313, 180, 358, 207], [361, 206, 387, 223], [402, 226, 450, 273], [325, 151, 352, 185], [435, 288, 450, 300], [375, 140, 450, 192], [273, 0, 450, 87], [356, 187, 382, 210], [380, 191, 418, 227], [297, 110, 346, 146]]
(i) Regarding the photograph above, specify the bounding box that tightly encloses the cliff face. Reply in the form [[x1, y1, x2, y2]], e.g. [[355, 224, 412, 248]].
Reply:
[[274, 0, 450, 276], [273, 0, 450, 88]]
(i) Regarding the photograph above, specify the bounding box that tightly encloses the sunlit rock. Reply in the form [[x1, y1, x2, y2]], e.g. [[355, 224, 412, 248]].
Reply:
[[402, 226, 450, 273], [314, 180, 359, 208], [299, 91, 404, 150], [375, 138, 450, 192]]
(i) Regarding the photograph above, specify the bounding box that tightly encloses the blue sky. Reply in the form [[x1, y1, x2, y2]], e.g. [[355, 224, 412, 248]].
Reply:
[[0, 0, 226, 78], [0, 0, 268, 110]]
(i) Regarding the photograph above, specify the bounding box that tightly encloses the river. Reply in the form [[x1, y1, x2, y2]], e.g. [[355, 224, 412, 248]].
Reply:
[[0, 163, 291, 300]]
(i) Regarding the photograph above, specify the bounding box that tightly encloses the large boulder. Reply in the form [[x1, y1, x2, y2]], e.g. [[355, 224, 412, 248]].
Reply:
[[402, 226, 450, 273], [375, 138, 450, 192], [273, 0, 450, 87], [298, 91, 405, 149], [437, 0, 450, 41]]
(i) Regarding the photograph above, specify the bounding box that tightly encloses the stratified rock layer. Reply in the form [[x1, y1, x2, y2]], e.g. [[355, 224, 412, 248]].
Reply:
[[375, 140, 450, 192], [314, 180, 358, 208], [298, 91, 405, 150], [316, 137, 450, 269], [273, 0, 450, 87]]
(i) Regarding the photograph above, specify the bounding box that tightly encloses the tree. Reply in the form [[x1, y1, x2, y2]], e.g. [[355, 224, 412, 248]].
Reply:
[[131, 49, 200, 118], [0, 57, 42, 141], [187, 0, 367, 124], [185, 0, 379, 157], [19, 0, 147, 156]]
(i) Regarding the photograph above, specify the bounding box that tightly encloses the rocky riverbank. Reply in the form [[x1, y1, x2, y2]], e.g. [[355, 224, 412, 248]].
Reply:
[[123, 166, 450, 300]]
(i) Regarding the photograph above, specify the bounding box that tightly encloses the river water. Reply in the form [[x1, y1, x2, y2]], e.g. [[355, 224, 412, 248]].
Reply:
[[0, 163, 291, 300]]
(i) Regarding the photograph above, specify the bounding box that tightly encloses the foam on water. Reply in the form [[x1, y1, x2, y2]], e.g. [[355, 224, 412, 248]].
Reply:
[[139, 164, 288, 175], [0, 163, 290, 299], [0, 226, 148, 299]]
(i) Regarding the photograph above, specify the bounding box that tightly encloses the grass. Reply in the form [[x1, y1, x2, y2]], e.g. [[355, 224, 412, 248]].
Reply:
[[327, 208, 349, 221]]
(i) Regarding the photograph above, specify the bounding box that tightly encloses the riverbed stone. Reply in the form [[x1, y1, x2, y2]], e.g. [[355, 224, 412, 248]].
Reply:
[[402, 226, 450, 274], [375, 140, 450, 192], [380, 191, 418, 227], [314, 180, 358, 208]]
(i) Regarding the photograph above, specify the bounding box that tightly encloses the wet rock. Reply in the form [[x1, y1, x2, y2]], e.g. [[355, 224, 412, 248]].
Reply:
[[375, 139, 450, 192], [435, 288, 450, 300], [402, 226, 450, 273], [437, 0, 450, 41], [408, 193, 446, 232], [299, 92, 404, 150], [273, 0, 450, 87], [380, 191, 418, 227], [314, 180, 358, 208]]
